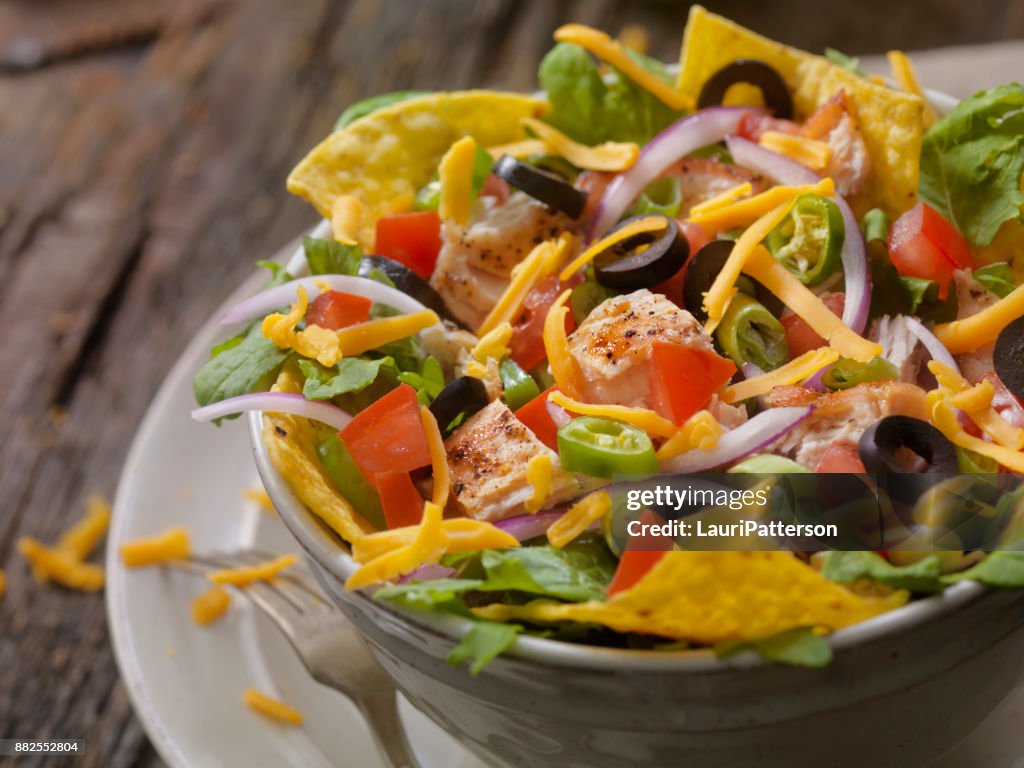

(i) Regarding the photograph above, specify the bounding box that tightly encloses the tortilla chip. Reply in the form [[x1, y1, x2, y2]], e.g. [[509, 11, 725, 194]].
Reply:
[[473, 551, 907, 644], [287, 91, 548, 246], [261, 368, 375, 544], [677, 6, 925, 217]]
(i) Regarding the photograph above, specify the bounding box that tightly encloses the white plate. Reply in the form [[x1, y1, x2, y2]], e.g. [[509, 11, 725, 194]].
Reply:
[[105, 248, 480, 768]]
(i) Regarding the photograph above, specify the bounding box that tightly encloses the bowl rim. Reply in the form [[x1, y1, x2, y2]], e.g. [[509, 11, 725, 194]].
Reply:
[[250, 85, 984, 672]]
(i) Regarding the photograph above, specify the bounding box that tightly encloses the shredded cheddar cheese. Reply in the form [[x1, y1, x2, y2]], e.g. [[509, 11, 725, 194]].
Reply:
[[243, 688, 304, 726], [18, 538, 105, 592], [688, 182, 754, 218], [191, 585, 231, 626], [927, 391, 1024, 473], [933, 283, 1024, 355], [559, 215, 667, 281], [335, 309, 440, 359], [722, 348, 841, 404], [478, 233, 573, 336], [346, 502, 449, 589], [525, 453, 554, 514], [743, 246, 882, 362], [471, 322, 514, 363], [0, 570, 5, 598], [121, 527, 191, 568], [548, 390, 677, 438], [547, 491, 612, 548], [208, 554, 298, 587], [888, 51, 938, 127], [487, 139, 548, 160], [57, 494, 111, 560], [758, 132, 831, 171], [928, 361, 1024, 450], [521, 117, 639, 172], [243, 488, 275, 514], [543, 289, 582, 398], [688, 178, 834, 234], [420, 406, 450, 508], [554, 24, 693, 110], [439, 135, 478, 226], [330, 195, 363, 245], [352, 518, 518, 564], [655, 410, 723, 461], [262, 286, 343, 366]]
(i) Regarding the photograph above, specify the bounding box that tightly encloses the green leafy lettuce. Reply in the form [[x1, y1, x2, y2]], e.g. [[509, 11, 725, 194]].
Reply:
[[298, 357, 395, 401], [919, 83, 1024, 247], [538, 42, 685, 145], [973, 262, 1017, 298], [303, 236, 361, 276], [715, 626, 833, 668], [943, 550, 1024, 588], [821, 551, 944, 593], [193, 324, 292, 415]]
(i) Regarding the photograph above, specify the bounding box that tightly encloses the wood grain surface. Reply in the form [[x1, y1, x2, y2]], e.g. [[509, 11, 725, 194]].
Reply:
[[1, 1, 1022, 766]]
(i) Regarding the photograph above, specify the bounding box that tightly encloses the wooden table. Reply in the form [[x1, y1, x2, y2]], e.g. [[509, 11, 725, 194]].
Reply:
[[1, 1, 1022, 765]]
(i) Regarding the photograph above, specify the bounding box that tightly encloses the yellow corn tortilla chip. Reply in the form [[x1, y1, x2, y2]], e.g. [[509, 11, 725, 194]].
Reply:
[[287, 90, 548, 246], [262, 367, 375, 544], [678, 6, 925, 217], [473, 551, 907, 644]]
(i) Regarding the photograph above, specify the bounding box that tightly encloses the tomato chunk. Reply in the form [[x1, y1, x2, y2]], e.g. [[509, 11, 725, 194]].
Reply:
[[509, 276, 577, 372], [781, 292, 845, 358], [607, 511, 672, 596], [340, 383, 431, 476], [375, 211, 443, 279], [888, 202, 972, 300], [648, 341, 736, 425], [306, 290, 372, 330], [814, 444, 866, 474], [375, 470, 425, 529], [514, 385, 561, 451]]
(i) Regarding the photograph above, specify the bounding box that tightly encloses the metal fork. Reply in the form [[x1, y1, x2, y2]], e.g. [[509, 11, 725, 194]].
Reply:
[[171, 549, 419, 768]]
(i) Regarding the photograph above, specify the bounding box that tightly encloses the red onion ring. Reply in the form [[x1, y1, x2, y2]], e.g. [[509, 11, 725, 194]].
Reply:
[[660, 405, 814, 472], [493, 510, 566, 542], [588, 107, 753, 241], [545, 398, 572, 428], [397, 564, 456, 584], [725, 136, 871, 336], [191, 392, 352, 432], [904, 316, 960, 374]]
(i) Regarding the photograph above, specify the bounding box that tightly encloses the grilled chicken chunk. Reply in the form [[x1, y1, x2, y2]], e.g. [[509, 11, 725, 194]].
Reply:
[[802, 91, 871, 198], [952, 268, 1000, 383], [445, 399, 580, 522], [430, 193, 573, 330], [870, 314, 925, 383], [763, 381, 928, 469], [568, 289, 715, 408]]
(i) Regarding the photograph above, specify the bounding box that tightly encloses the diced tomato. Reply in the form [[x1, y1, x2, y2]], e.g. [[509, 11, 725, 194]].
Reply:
[[888, 202, 972, 300], [652, 220, 711, 305], [814, 444, 866, 473], [306, 290, 372, 330], [480, 173, 510, 204], [375, 211, 443, 279], [780, 292, 845, 358], [340, 383, 431, 476], [648, 341, 737, 425], [508, 275, 578, 372], [607, 510, 673, 596], [514, 385, 561, 451], [375, 470, 425, 529], [737, 111, 802, 141]]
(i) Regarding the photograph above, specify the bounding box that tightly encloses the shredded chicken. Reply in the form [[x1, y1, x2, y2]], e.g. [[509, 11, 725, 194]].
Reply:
[[870, 315, 925, 383], [802, 91, 871, 198]]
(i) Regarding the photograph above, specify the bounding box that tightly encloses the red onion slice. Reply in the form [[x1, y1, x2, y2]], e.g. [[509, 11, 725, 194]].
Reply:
[[545, 398, 572, 428], [904, 316, 960, 373], [493, 510, 566, 542], [191, 392, 352, 432], [588, 107, 752, 241], [725, 136, 871, 336], [660, 405, 814, 472], [219, 275, 430, 325], [397, 564, 456, 584]]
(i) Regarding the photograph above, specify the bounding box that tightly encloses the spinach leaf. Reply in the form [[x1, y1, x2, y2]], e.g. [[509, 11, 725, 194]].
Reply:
[[298, 357, 394, 401], [821, 551, 944, 593], [193, 324, 291, 414], [303, 236, 361, 276], [919, 83, 1024, 246], [715, 626, 833, 668]]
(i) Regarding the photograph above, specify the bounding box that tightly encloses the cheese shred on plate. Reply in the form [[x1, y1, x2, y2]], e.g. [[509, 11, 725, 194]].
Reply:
[[58, 494, 111, 560], [121, 526, 191, 568], [722, 348, 841, 404], [521, 117, 638, 172], [208, 554, 299, 587], [547, 491, 612, 548], [243, 688, 304, 726], [191, 585, 231, 626], [18, 538, 105, 592]]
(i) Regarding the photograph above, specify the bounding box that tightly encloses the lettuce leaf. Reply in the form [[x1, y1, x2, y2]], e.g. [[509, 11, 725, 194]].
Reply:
[[715, 626, 832, 668], [943, 550, 1024, 588], [919, 83, 1024, 247], [193, 324, 291, 415], [821, 551, 944, 593], [303, 236, 361, 276], [298, 357, 394, 401], [446, 621, 522, 675], [973, 262, 1017, 298], [538, 42, 684, 145]]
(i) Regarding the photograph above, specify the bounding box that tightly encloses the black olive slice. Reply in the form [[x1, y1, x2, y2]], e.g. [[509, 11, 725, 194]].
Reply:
[[697, 59, 794, 120], [592, 215, 688, 291], [358, 254, 461, 326], [994, 316, 1024, 401], [682, 240, 783, 322], [429, 376, 489, 437], [859, 416, 958, 475], [492, 155, 588, 219]]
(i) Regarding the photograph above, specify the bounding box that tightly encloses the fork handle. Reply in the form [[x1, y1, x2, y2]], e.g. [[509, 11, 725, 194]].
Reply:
[[358, 689, 420, 768]]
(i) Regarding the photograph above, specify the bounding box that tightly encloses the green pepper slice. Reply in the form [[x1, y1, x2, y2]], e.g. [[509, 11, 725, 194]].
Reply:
[[317, 434, 386, 530], [557, 417, 657, 478], [821, 356, 898, 390], [727, 454, 811, 474], [629, 176, 682, 218], [570, 280, 616, 325], [715, 293, 788, 371], [766, 193, 844, 285], [499, 358, 540, 411]]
